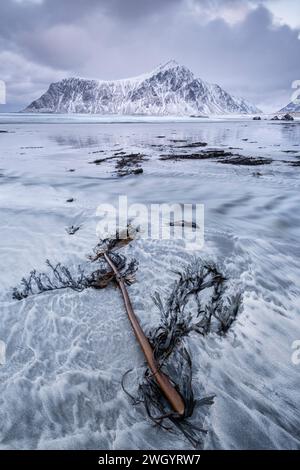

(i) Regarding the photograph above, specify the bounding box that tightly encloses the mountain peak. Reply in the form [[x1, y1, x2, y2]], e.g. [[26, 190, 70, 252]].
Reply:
[[156, 59, 181, 71], [24, 62, 260, 115], [153, 60, 193, 76]]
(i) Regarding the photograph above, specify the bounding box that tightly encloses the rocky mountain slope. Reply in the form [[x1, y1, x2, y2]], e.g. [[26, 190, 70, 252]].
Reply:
[[24, 60, 261, 115]]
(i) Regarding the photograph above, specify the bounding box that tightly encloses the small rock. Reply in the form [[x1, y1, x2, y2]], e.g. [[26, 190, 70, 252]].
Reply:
[[177, 141, 208, 148], [66, 225, 81, 235], [66, 198, 74, 203], [170, 220, 199, 229], [281, 113, 294, 121], [253, 116, 261, 120], [89, 150, 104, 154], [189, 114, 209, 118]]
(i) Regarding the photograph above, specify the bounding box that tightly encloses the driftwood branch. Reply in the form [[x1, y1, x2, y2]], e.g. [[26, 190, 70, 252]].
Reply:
[[103, 251, 185, 416]]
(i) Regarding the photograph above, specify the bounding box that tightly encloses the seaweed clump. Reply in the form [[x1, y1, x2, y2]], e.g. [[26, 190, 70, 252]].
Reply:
[[218, 156, 272, 166], [12, 254, 138, 300], [89, 152, 146, 177], [12, 236, 241, 448], [160, 150, 233, 161], [115, 153, 146, 177], [160, 150, 272, 166], [12, 226, 139, 300], [123, 259, 241, 447]]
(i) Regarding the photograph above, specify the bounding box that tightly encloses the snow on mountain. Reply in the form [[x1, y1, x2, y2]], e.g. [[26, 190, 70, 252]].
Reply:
[[24, 60, 261, 115]]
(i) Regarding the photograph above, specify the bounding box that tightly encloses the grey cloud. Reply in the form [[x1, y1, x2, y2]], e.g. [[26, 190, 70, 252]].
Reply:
[[0, 0, 181, 69], [169, 6, 300, 108], [0, 0, 299, 112], [0, 0, 179, 32]]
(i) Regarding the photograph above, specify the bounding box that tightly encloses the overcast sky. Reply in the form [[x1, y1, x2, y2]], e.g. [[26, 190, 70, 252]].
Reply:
[[0, 0, 299, 112]]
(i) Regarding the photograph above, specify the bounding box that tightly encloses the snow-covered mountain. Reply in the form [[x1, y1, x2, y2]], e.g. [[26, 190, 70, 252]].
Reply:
[[24, 60, 261, 115]]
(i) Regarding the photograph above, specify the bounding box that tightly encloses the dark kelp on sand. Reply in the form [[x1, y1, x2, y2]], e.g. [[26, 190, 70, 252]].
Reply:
[[123, 259, 241, 447], [160, 149, 273, 166], [89, 152, 146, 177], [12, 229, 241, 447]]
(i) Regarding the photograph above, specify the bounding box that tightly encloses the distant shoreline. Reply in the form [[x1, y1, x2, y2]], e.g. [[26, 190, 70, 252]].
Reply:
[[0, 112, 299, 126]]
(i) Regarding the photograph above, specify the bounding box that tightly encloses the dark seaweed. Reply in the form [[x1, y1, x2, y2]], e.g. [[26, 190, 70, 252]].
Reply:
[[160, 150, 272, 166], [12, 237, 240, 447], [123, 259, 241, 447], [160, 150, 234, 161], [218, 156, 272, 166], [65, 225, 81, 235], [175, 142, 207, 148], [12, 253, 138, 300], [115, 153, 146, 177], [89, 152, 146, 176]]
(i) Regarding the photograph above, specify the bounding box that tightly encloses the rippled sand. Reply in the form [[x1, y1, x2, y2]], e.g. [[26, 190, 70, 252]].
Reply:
[[0, 115, 300, 449]]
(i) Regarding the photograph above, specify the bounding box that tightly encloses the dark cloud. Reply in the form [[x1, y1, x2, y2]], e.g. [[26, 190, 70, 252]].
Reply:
[[0, 0, 179, 32], [176, 7, 300, 97], [0, 0, 299, 112], [100, 0, 180, 19]]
